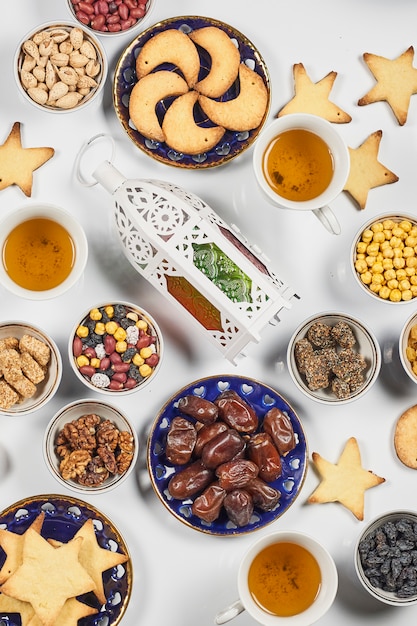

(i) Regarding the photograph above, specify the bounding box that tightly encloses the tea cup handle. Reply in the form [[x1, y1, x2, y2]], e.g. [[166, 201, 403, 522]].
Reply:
[[215, 599, 245, 624], [312, 205, 341, 235]]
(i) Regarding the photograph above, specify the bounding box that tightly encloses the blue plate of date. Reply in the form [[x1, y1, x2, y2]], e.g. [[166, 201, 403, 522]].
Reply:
[[0, 494, 132, 626], [147, 375, 308, 536], [113, 15, 271, 169]]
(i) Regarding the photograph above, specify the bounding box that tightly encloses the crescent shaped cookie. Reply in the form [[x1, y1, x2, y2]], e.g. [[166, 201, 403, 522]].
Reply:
[[135, 29, 201, 88], [189, 26, 241, 98], [129, 71, 189, 142], [162, 91, 225, 155], [198, 63, 268, 131]]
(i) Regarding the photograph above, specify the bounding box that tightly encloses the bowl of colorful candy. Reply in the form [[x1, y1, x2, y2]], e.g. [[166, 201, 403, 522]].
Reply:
[[69, 301, 163, 395]]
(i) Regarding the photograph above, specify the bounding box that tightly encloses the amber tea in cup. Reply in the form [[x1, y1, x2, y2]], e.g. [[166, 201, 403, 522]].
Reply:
[[3, 217, 75, 291], [248, 541, 322, 617], [264, 129, 334, 202], [253, 114, 350, 235], [0, 203, 88, 300], [215, 530, 337, 626]]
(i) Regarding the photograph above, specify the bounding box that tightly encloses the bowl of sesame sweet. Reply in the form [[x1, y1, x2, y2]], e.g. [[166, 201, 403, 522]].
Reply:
[[68, 300, 163, 395]]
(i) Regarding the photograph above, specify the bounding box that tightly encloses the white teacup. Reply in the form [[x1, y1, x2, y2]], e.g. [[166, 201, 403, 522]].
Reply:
[[253, 114, 350, 235], [0, 203, 88, 300], [215, 530, 338, 626]]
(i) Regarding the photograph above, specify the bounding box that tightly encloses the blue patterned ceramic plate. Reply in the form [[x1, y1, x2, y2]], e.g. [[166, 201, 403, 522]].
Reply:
[[147, 375, 308, 536], [0, 495, 132, 626], [113, 15, 271, 169]]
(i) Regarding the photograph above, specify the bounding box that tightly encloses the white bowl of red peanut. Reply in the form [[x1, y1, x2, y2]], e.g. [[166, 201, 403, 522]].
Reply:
[[66, 0, 155, 37]]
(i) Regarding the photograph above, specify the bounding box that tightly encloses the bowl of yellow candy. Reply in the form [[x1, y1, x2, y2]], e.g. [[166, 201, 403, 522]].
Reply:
[[352, 214, 417, 303]]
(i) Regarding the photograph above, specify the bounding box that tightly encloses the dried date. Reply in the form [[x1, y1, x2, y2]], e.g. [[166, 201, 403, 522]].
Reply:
[[168, 460, 214, 499], [223, 489, 254, 527], [246, 477, 281, 511], [215, 390, 258, 433], [201, 428, 245, 469], [177, 395, 218, 424], [216, 459, 259, 491], [194, 421, 228, 457], [247, 432, 282, 482], [191, 483, 226, 523], [263, 407, 296, 456], [165, 416, 197, 465]]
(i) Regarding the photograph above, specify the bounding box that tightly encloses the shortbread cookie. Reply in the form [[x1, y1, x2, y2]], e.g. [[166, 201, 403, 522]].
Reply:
[[343, 130, 399, 209], [198, 63, 268, 131], [162, 90, 225, 154], [189, 26, 240, 97], [308, 437, 385, 520], [135, 29, 200, 88], [358, 46, 417, 125], [277, 63, 351, 123], [0, 122, 54, 197], [129, 71, 189, 142], [394, 405, 417, 468]]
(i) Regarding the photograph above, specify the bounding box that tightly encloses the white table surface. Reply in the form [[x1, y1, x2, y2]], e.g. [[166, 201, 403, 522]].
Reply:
[[2, 1, 417, 624]]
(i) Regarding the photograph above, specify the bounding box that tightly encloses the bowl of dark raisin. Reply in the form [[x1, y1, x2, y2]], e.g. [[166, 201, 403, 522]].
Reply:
[[147, 375, 308, 536], [355, 510, 417, 605], [69, 301, 163, 395], [44, 398, 138, 494], [287, 311, 381, 405]]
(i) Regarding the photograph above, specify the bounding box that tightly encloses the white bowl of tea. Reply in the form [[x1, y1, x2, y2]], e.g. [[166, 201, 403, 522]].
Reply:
[[0, 203, 88, 300]]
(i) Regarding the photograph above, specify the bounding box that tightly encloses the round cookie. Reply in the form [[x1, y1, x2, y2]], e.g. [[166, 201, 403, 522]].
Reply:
[[198, 63, 268, 131], [135, 29, 200, 88], [129, 71, 189, 142], [394, 404, 417, 468], [162, 91, 225, 155], [189, 26, 241, 98]]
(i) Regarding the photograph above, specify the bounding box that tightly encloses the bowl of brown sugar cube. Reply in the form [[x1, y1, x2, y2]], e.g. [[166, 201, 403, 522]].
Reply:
[[287, 312, 381, 405]]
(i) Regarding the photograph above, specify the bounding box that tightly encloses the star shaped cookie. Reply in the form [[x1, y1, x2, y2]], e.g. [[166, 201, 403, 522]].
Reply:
[[0, 122, 54, 196], [0, 513, 45, 584], [343, 130, 399, 209], [277, 63, 352, 123], [1, 529, 95, 626], [308, 437, 385, 520], [358, 46, 417, 125]]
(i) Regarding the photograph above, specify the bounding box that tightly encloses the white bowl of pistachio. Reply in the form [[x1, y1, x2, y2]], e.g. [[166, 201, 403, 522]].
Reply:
[[14, 21, 108, 113]]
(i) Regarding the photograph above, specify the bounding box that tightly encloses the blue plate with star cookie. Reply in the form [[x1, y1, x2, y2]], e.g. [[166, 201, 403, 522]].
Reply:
[[113, 15, 271, 169], [0, 494, 132, 626], [147, 375, 308, 536]]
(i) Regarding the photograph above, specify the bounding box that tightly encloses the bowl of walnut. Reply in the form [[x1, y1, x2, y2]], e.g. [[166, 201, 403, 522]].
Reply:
[[287, 311, 381, 405], [14, 21, 107, 113], [43, 399, 138, 494]]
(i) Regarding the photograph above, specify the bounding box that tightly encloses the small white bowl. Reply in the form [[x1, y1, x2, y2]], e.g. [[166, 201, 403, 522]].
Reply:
[[69, 300, 163, 395], [15, 21, 107, 113], [351, 213, 417, 304], [0, 321, 62, 416], [66, 0, 155, 37], [0, 203, 88, 300], [355, 510, 417, 605], [44, 399, 138, 494], [287, 311, 381, 405], [399, 310, 417, 384]]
